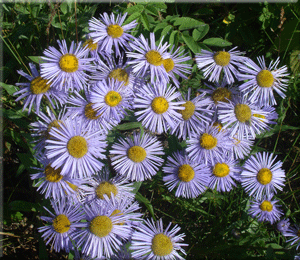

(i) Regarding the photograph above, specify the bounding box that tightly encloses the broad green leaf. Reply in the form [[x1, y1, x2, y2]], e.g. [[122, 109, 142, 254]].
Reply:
[[145, 5, 159, 16], [140, 13, 150, 31], [16, 153, 37, 174], [126, 5, 145, 14], [290, 50, 300, 76], [203, 38, 232, 47], [123, 12, 141, 26], [182, 35, 202, 54], [28, 56, 43, 64], [114, 122, 142, 131], [1, 82, 18, 95], [154, 22, 168, 32], [60, 2, 68, 14], [132, 182, 142, 194], [173, 17, 204, 31], [135, 192, 156, 220], [192, 24, 209, 41], [161, 25, 173, 38], [169, 30, 178, 49]]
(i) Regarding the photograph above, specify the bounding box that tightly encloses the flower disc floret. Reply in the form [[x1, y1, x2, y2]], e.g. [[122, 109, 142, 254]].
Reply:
[[106, 24, 124, 38], [213, 163, 230, 177], [180, 101, 195, 120], [83, 39, 98, 51], [257, 168, 272, 185], [84, 103, 101, 120], [151, 233, 173, 256], [96, 181, 118, 200], [105, 90, 122, 107], [108, 68, 129, 86], [89, 216, 113, 238], [162, 58, 175, 72], [59, 54, 79, 73], [234, 104, 252, 123], [213, 51, 231, 66], [256, 70, 274, 88], [212, 87, 232, 103], [178, 164, 195, 182], [151, 96, 169, 114], [200, 133, 218, 150], [259, 201, 273, 212], [127, 146, 147, 163], [145, 50, 163, 66], [52, 214, 71, 233], [44, 165, 63, 182], [30, 76, 51, 95], [67, 136, 88, 158]]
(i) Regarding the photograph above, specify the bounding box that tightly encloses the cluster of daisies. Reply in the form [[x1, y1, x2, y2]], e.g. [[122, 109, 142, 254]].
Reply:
[[13, 11, 298, 259]]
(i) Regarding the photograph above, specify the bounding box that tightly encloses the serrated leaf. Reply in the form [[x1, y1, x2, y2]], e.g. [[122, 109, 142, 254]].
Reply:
[[182, 34, 202, 54], [192, 24, 209, 41], [135, 192, 155, 220], [140, 13, 150, 31], [169, 30, 178, 49], [161, 25, 173, 38], [290, 50, 300, 76], [145, 5, 159, 16], [173, 17, 204, 31], [1, 82, 18, 95], [203, 38, 232, 47], [126, 5, 144, 14], [154, 22, 168, 32], [123, 12, 141, 26]]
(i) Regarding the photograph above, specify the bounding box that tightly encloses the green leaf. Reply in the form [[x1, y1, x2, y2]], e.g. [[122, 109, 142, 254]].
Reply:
[[60, 2, 68, 14], [132, 182, 142, 194], [173, 17, 204, 31], [182, 34, 202, 54], [192, 24, 209, 41], [140, 13, 150, 31], [1, 82, 18, 95], [16, 153, 37, 174], [123, 12, 142, 26], [169, 30, 178, 49], [9, 200, 38, 212], [135, 192, 156, 220], [114, 122, 143, 131], [28, 56, 43, 64], [203, 38, 232, 47], [256, 124, 300, 138], [290, 50, 300, 76], [154, 22, 169, 32], [145, 5, 159, 16], [161, 25, 173, 38], [126, 5, 145, 14]]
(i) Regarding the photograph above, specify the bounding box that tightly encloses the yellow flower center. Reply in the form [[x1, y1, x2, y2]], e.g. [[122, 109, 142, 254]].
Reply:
[[213, 122, 223, 132], [127, 146, 147, 163], [259, 201, 273, 212], [110, 209, 124, 225], [67, 136, 88, 158], [234, 104, 252, 123], [52, 214, 71, 233], [108, 68, 129, 86], [59, 54, 79, 73], [152, 233, 173, 256], [180, 101, 195, 120], [106, 24, 123, 38], [178, 164, 195, 182], [145, 50, 163, 66], [89, 215, 112, 238], [104, 91, 122, 107], [83, 39, 98, 51], [162, 58, 175, 72], [96, 181, 118, 200], [84, 103, 100, 120], [151, 97, 169, 114], [211, 87, 232, 104], [200, 133, 217, 150], [66, 181, 78, 191], [256, 70, 274, 88], [213, 163, 230, 177], [30, 76, 51, 95], [213, 51, 231, 66], [44, 164, 63, 182], [257, 168, 272, 185], [46, 119, 63, 139]]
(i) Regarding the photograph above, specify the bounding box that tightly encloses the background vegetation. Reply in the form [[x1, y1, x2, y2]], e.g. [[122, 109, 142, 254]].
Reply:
[[1, 1, 300, 259]]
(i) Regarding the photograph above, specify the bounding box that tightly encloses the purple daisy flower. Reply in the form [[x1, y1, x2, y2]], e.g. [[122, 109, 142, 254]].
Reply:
[[14, 63, 67, 115], [195, 47, 246, 84], [45, 117, 107, 178], [248, 194, 283, 224], [240, 152, 285, 199], [171, 88, 214, 139], [207, 154, 242, 192], [130, 218, 188, 260], [134, 81, 185, 134], [110, 132, 164, 182], [89, 78, 134, 124], [41, 40, 94, 91], [89, 12, 138, 57], [38, 198, 86, 253], [284, 224, 300, 250], [230, 134, 254, 160], [186, 123, 232, 164], [163, 150, 210, 198], [238, 56, 289, 106], [127, 32, 170, 84], [277, 218, 290, 235]]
